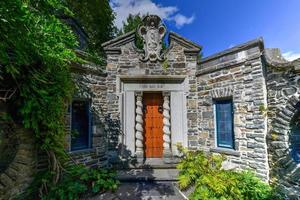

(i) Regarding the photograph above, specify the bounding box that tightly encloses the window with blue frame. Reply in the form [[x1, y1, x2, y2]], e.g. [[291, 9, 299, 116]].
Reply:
[[290, 116, 300, 163], [215, 99, 234, 149], [71, 100, 92, 151]]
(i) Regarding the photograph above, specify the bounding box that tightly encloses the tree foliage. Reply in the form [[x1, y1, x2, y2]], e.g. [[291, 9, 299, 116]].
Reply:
[[66, 0, 116, 55], [0, 0, 77, 159], [118, 14, 144, 49], [0, 0, 118, 198], [22, 165, 118, 200]]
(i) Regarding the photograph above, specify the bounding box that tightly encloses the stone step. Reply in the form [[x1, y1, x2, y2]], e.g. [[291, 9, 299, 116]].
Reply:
[[113, 157, 181, 169], [117, 168, 179, 181], [84, 181, 187, 200]]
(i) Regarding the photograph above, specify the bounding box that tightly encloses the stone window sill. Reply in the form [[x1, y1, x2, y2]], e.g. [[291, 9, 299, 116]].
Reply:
[[210, 147, 240, 157]]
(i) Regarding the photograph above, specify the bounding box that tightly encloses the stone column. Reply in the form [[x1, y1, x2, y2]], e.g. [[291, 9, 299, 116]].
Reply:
[[135, 92, 144, 160], [163, 92, 172, 160]]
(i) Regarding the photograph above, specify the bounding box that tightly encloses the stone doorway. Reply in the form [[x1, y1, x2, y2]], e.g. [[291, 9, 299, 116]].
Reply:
[[143, 92, 164, 158], [118, 75, 188, 162]]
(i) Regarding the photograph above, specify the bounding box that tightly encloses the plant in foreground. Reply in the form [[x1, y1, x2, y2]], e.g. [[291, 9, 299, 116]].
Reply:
[[22, 164, 119, 200], [176, 144, 284, 200]]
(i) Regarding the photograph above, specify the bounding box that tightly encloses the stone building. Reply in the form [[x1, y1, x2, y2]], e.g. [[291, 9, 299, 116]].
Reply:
[[2, 14, 298, 198], [63, 15, 300, 197]]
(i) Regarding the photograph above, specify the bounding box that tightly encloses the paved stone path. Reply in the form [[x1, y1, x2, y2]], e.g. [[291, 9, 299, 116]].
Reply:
[[85, 181, 187, 200]]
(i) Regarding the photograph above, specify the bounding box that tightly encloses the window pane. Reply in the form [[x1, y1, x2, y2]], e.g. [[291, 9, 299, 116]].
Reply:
[[216, 100, 234, 148], [71, 100, 91, 151], [291, 125, 300, 163]]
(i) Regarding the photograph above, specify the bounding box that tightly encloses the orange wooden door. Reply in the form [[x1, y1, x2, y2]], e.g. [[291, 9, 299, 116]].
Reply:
[[143, 93, 163, 158]]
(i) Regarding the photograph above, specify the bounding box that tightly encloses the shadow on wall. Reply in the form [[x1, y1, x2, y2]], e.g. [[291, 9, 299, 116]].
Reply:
[[74, 76, 179, 199], [74, 76, 138, 168], [90, 109, 179, 199], [0, 102, 36, 199], [0, 103, 18, 172]]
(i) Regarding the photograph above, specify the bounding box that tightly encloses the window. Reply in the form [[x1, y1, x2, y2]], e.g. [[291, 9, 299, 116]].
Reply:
[[71, 100, 92, 151], [290, 110, 300, 163], [215, 99, 234, 149], [291, 126, 300, 163]]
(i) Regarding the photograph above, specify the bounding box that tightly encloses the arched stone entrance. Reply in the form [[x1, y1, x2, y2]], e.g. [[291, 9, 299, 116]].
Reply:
[[267, 94, 300, 197]]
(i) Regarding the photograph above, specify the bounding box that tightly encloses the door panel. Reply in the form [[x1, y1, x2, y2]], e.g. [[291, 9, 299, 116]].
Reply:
[[143, 93, 163, 158]]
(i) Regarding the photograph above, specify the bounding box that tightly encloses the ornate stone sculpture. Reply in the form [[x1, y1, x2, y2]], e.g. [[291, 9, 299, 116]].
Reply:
[[138, 15, 166, 62]]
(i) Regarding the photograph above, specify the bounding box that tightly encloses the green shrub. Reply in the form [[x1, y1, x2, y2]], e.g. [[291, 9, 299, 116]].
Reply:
[[22, 164, 119, 200], [176, 145, 283, 200]]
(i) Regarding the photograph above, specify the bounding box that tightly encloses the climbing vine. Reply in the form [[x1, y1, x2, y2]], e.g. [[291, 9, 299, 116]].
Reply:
[[0, 0, 118, 198]]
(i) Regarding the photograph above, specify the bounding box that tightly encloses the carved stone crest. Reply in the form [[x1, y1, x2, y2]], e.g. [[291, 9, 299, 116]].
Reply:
[[138, 15, 166, 62]]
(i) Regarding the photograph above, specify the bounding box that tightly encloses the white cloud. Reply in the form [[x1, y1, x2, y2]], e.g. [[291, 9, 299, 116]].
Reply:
[[172, 14, 195, 28], [282, 51, 300, 61], [111, 0, 195, 29]]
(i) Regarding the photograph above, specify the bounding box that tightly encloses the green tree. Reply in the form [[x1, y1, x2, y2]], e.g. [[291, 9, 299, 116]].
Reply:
[[0, 0, 77, 190], [118, 14, 144, 49], [66, 0, 117, 56], [118, 14, 169, 50], [0, 0, 118, 198]]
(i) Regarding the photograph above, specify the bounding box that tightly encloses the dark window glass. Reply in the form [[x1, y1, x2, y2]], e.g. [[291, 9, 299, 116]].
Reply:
[[71, 100, 91, 151], [291, 125, 300, 163], [215, 99, 234, 149]]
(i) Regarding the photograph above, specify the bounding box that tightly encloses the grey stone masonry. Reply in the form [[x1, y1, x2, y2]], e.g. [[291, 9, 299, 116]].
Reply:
[[102, 16, 201, 163], [196, 38, 270, 181], [0, 125, 36, 199], [65, 52, 109, 168], [264, 48, 300, 197], [61, 15, 300, 198], [3, 13, 300, 200]]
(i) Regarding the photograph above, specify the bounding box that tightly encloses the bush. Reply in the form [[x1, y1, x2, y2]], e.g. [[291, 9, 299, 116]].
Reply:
[[176, 145, 283, 200], [22, 164, 119, 200]]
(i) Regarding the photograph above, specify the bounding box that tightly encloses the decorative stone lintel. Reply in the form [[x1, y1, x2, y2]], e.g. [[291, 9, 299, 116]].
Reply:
[[210, 87, 233, 99], [135, 92, 144, 161]]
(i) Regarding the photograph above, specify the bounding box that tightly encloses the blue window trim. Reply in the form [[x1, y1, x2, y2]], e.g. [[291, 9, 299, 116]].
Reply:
[[70, 99, 92, 152], [214, 99, 235, 149]]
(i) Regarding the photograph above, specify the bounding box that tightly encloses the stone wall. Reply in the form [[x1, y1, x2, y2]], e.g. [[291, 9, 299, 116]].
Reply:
[[196, 39, 270, 181], [65, 62, 108, 167], [0, 118, 36, 199], [264, 48, 300, 197]]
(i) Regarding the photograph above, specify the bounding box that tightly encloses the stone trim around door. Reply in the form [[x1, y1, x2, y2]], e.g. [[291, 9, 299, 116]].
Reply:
[[162, 92, 172, 160], [135, 92, 144, 162], [118, 75, 188, 164]]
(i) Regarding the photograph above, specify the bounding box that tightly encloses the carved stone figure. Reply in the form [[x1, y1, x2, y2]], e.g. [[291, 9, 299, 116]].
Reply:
[[138, 15, 166, 62]]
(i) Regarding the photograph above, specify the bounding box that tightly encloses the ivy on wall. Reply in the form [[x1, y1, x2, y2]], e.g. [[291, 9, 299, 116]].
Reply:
[[0, 0, 118, 198]]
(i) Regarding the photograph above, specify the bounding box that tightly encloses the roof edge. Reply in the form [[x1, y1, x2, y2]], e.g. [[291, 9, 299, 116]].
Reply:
[[169, 32, 202, 50], [200, 37, 264, 64], [101, 30, 135, 48], [264, 48, 300, 71]]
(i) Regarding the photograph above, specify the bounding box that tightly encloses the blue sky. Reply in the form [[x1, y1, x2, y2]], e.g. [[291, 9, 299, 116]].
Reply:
[[111, 0, 300, 60]]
